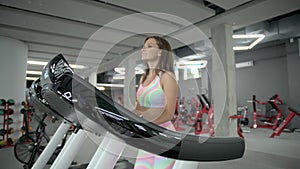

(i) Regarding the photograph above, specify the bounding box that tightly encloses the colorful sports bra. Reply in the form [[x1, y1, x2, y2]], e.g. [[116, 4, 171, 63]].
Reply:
[[136, 74, 165, 108]]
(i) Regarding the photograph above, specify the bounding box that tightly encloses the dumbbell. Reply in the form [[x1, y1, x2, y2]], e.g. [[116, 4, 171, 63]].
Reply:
[[0, 129, 6, 136], [0, 109, 5, 115], [7, 99, 15, 106], [4, 118, 13, 124], [0, 99, 6, 106]]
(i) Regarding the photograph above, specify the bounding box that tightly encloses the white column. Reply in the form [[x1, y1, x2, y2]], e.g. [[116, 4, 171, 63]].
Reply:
[[286, 39, 300, 128], [0, 36, 28, 102], [286, 39, 300, 108], [123, 58, 136, 110], [211, 24, 237, 136], [201, 68, 210, 96]]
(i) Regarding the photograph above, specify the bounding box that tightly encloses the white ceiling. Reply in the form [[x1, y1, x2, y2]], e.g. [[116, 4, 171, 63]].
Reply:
[[0, 0, 299, 77]]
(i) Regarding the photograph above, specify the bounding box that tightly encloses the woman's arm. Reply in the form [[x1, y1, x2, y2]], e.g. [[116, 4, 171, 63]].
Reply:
[[152, 72, 178, 125], [133, 101, 143, 117], [132, 74, 144, 116]]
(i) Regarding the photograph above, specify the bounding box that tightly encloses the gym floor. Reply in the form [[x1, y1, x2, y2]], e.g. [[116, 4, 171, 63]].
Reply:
[[1, 128, 299, 169], [196, 128, 300, 169]]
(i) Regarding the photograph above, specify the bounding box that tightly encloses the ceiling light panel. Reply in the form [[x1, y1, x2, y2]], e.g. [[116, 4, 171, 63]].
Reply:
[[232, 34, 265, 50]]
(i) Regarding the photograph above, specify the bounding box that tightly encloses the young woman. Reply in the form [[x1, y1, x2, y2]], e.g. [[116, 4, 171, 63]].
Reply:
[[134, 36, 178, 169]]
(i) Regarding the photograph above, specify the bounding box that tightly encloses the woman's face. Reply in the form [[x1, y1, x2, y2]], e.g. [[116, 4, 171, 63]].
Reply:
[[141, 38, 161, 63]]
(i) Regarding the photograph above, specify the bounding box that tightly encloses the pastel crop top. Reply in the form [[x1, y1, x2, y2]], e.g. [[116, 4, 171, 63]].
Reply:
[[136, 75, 165, 108]]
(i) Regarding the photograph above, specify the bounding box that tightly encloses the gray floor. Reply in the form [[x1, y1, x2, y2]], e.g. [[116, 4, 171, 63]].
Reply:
[[1, 128, 299, 169], [196, 128, 300, 169]]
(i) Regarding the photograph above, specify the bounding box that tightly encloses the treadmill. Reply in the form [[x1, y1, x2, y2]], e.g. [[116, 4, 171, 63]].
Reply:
[[38, 54, 245, 168]]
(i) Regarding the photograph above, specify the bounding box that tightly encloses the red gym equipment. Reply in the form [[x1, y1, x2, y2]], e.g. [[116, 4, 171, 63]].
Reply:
[[172, 95, 214, 136], [270, 107, 300, 138], [193, 94, 214, 136], [0, 99, 15, 147], [229, 106, 249, 139], [251, 94, 283, 130], [172, 97, 186, 131], [230, 107, 249, 140], [20, 101, 33, 135]]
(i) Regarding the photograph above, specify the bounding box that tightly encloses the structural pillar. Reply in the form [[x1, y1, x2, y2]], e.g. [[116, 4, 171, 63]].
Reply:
[[211, 24, 237, 136], [123, 58, 136, 110], [0, 36, 28, 102], [285, 39, 300, 129], [286, 39, 300, 109]]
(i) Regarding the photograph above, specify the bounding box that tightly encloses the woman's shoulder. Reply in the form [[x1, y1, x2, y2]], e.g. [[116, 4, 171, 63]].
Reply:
[[159, 71, 177, 90], [160, 71, 176, 82]]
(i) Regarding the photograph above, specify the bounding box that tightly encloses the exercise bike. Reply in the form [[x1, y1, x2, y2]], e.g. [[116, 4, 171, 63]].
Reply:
[[14, 111, 52, 168]]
